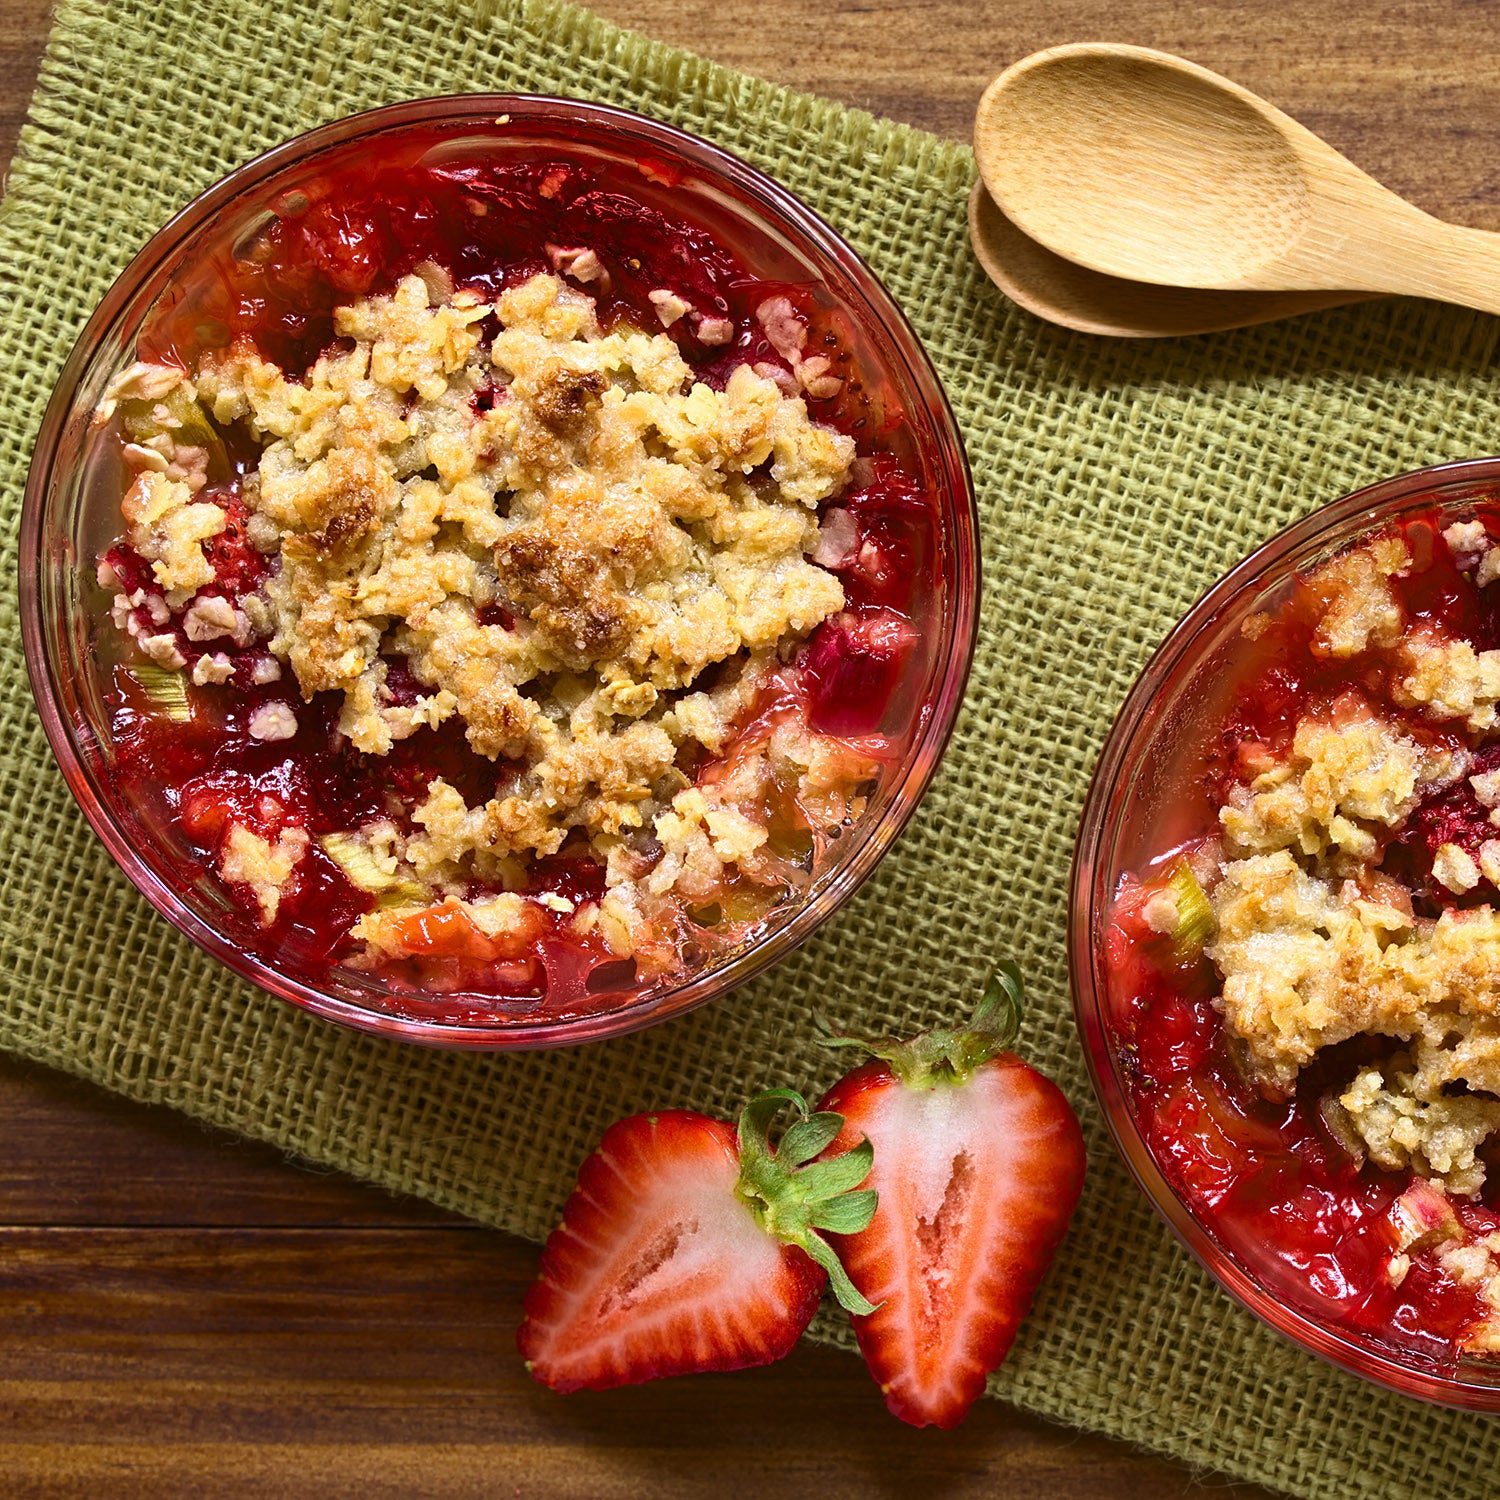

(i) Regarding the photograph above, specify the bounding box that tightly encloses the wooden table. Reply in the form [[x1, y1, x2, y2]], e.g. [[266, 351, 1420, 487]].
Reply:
[[4, 2, 1499, 1493]]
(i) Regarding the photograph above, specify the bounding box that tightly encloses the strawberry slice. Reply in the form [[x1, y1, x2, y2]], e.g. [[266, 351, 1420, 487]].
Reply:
[[818, 965, 1086, 1428], [518, 1089, 877, 1392]]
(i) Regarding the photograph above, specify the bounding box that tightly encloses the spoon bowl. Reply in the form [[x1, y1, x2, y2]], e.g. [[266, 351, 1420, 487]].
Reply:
[[974, 43, 1500, 315], [966, 180, 1375, 338], [978, 48, 1310, 287]]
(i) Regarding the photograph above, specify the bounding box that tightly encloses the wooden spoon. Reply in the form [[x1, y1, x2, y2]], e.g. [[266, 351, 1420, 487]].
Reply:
[[966, 180, 1374, 337], [974, 42, 1500, 312]]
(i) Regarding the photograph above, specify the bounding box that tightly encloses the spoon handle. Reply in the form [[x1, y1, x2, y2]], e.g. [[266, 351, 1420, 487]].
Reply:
[[1370, 219, 1500, 319]]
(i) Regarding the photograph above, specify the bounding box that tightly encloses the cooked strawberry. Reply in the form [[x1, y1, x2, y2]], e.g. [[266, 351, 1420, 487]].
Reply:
[[518, 1088, 877, 1393], [818, 964, 1086, 1429]]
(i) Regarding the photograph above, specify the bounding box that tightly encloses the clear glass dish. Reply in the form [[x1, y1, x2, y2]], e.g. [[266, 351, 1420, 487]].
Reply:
[[20, 95, 978, 1050], [1071, 456, 1500, 1408]]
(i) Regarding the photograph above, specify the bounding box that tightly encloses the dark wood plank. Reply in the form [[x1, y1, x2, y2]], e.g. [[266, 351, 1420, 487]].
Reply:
[[0, 1050, 1273, 1498], [6, 0, 1500, 230], [0, 0, 47, 179], [0, 1055, 464, 1228], [597, 0, 1500, 227], [0, 1224, 1265, 1499]]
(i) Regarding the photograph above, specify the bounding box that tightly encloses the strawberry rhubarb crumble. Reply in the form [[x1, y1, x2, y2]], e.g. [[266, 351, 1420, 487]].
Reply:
[[94, 150, 936, 1010], [1107, 502, 1500, 1367]]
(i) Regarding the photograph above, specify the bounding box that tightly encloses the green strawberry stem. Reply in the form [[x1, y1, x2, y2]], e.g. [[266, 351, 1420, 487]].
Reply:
[[816, 961, 1027, 1089], [734, 1089, 879, 1316]]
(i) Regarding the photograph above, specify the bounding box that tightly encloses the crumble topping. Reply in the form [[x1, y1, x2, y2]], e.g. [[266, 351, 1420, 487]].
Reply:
[[1445, 517, 1500, 589], [193, 652, 234, 686], [106, 268, 884, 971], [1196, 524, 1500, 1195], [1208, 850, 1416, 1093], [218, 823, 309, 925], [121, 470, 226, 597], [1211, 790, 1500, 1133], [1438, 1234, 1500, 1351], [352, 891, 547, 965], [1340, 1054, 1500, 1198], [1392, 627, 1500, 731], [248, 702, 298, 742], [1218, 699, 1461, 864], [191, 271, 848, 776], [1306, 532, 1410, 658], [1142, 889, 1180, 934]]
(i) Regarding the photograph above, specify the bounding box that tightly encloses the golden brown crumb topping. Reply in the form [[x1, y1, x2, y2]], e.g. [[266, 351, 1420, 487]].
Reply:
[[1339, 1054, 1500, 1198], [192, 272, 848, 782], [1307, 532, 1410, 659], [115, 271, 875, 970], [1201, 527, 1500, 1194], [1218, 697, 1462, 865]]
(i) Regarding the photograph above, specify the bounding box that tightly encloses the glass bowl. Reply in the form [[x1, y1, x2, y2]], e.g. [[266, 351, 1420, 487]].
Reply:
[[1070, 456, 1500, 1409], [20, 95, 978, 1050]]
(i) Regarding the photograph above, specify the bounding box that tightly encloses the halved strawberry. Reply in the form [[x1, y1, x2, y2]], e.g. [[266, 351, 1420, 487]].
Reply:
[[818, 965, 1086, 1429], [518, 1089, 877, 1393]]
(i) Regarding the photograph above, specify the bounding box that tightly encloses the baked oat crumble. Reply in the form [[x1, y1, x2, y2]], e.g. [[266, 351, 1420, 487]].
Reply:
[[102, 266, 899, 984], [1110, 504, 1500, 1360], [1188, 524, 1500, 1197]]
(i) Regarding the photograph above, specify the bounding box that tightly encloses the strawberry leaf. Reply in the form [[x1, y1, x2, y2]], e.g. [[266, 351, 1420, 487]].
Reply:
[[818, 961, 1029, 1088], [797, 1138, 874, 1201], [971, 961, 1024, 1048], [778, 1112, 844, 1167], [736, 1087, 809, 1164], [809, 1188, 878, 1235], [801, 1234, 879, 1318], [733, 1090, 881, 1318]]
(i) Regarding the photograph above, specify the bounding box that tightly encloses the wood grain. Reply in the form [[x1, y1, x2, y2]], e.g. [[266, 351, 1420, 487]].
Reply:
[[596, 0, 1500, 230], [7, 2, 1499, 1496], [0, 1055, 1264, 1499], [965, 177, 1378, 338]]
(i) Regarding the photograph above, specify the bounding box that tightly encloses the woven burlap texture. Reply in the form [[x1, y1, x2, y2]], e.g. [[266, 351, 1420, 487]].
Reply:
[[5, 1, 1500, 1494]]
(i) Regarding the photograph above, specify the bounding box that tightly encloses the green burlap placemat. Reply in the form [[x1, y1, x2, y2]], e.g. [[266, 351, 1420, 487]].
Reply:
[[4, 1, 1500, 1493]]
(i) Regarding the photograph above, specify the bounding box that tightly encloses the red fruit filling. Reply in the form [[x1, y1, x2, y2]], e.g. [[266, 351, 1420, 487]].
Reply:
[[1107, 502, 1500, 1368], [95, 132, 946, 1019]]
